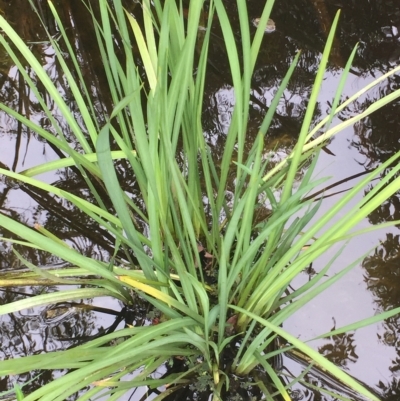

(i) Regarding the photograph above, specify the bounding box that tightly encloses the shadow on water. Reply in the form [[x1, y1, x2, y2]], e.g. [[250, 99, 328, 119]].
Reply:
[[1, 0, 400, 399]]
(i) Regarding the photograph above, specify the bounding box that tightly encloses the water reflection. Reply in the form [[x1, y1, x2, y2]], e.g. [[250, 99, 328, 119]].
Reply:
[[0, 0, 400, 399], [363, 233, 400, 310], [318, 327, 359, 370], [0, 291, 95, 395]]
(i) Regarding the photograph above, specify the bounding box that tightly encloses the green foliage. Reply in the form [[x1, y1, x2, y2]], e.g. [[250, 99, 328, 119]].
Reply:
[[1, 0, 400, 400]]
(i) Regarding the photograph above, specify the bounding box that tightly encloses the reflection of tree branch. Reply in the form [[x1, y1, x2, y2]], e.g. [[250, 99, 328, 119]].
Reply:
[[20, 183, 138, 264], [11, 71, 24, 172], [250, 91, 302, 133], [303, 168, 375, 202], [8, 312, 30, 356], [0, 187, 12, 211], [309, 0, 344, 68]]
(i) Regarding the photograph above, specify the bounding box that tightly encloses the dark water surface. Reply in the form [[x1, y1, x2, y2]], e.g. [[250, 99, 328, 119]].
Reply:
[[1, 0, 400, 399]]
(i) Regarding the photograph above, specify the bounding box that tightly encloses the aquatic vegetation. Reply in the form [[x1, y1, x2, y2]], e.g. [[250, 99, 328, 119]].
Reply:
[[1, 0, 400, 400]]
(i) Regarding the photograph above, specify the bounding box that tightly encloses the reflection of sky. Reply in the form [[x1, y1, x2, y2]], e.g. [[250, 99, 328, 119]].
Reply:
[[284, 69, 400, 390], [0, 130, 59, 225], [0, 55, 65, 225]]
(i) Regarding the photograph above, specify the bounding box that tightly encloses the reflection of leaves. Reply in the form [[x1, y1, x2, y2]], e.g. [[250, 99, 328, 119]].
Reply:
[[377, 377, 400, 401], [377, 322, 397, 347], [366, 241, 400, 380], [365, 180, 400, 227], [363, 233, 400, 310], [350, 98, 400, 169], [376, 317, 400, 376], [362, 233, 400, 390], [388, 355, 400, 374], [318, 331, 358, 370]]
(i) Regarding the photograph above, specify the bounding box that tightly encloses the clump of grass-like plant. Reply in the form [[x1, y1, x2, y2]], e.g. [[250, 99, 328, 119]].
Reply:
[[1, 0, 400, 400]]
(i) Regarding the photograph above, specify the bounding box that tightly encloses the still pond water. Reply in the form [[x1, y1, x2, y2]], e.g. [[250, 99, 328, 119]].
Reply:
[[1, 0, 400, 400]]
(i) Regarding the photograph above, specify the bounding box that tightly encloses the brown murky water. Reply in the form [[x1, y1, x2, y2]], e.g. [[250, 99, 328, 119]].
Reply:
[[1, 0, 400, 399]]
